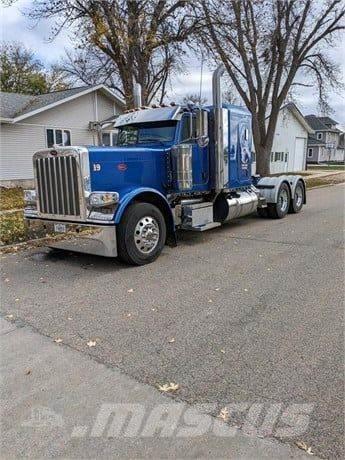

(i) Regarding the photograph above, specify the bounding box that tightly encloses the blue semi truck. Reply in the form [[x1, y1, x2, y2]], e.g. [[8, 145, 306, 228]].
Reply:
[[24, 66, 306, 265]]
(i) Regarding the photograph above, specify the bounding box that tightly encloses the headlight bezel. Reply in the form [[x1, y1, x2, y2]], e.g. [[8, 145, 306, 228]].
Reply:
[[88, 191, 120, 208]]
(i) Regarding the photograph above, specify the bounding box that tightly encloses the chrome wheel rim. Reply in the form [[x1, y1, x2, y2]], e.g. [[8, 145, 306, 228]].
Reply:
[[295, 185, 303, 208], [279, 188, 289, 213], [134, 216, 160, 254]]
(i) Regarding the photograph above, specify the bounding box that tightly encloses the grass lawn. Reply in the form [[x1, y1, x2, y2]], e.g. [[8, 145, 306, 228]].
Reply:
[[305, 172, 345, 189], [0, 187, 24, 211], [0, 187, 55, 246], [0, 211, 54, 246], [308, 164, 345, 171]]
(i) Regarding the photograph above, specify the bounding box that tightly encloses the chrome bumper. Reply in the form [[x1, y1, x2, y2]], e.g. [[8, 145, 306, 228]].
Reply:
[[26, 217, 117, 258]]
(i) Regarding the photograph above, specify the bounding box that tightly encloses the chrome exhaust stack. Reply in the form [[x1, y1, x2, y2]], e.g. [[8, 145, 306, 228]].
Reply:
[[212, 64, 225, 192], [133, 81, 142, 108]]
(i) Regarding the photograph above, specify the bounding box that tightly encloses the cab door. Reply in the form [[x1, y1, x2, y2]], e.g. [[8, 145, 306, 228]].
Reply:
[[179, 113, 209, 192]]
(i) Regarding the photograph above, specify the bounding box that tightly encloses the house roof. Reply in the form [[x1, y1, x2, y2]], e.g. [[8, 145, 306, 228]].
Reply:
[[0, 85, 125, 122], [305, 114, 340, 132], [280, 103, 314, 134], [318, 116, 338, 126]]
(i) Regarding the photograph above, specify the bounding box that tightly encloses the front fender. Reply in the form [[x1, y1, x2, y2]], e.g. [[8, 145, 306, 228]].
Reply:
[[114, 187, 173, 225]]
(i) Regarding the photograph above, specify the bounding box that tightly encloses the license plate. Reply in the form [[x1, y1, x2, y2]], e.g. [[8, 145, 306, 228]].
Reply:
[[54, 223, 67, 233]]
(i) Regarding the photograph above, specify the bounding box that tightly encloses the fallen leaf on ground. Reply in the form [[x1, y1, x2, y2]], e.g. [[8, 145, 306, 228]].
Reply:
[[215, 288, 220, 291], [218, 407, 229, 421], [4, 278, 9, 282], [220, 349, 225, 354], [67, 317, 72, 321], [5, 314, 14, 319], [208, 299, 213, 303], [87, 340, 96, 347], [168, 338, 175, 343], [244, 288, 248, 292], [158, 382, 179, 392], [295, 441, 314, 455], [54, 338, 63, 343], [25, 369, 31, 375], [127, 288, 134, 293], [15, 298, 19, 302], [126, 313, 131, 318]]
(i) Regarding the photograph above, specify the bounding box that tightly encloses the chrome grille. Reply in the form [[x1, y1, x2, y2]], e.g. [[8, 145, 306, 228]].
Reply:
[[35, 155, 81, 216]]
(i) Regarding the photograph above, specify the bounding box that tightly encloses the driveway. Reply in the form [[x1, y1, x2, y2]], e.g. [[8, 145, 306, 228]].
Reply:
[[1, 184, 344, 458]]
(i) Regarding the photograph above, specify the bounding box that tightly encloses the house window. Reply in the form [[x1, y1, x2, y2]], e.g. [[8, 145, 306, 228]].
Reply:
[[317, 132, 323, 140], [284, 152, 288, 162], [274, 152, 284, 162], [46, 128, 71, 148], [101, 130, 118, 146], [308, 148, 313, 158]]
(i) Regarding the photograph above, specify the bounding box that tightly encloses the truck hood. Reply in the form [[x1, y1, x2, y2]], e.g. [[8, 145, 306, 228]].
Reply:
[[87, 145, 170, 196]]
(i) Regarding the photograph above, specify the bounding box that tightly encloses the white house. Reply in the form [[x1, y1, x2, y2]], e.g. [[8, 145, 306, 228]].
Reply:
[[0, 85, 124, 186], [252, 103, 314, 174]]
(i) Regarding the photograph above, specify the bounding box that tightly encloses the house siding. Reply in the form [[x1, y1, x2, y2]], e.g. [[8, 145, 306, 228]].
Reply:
[[0, 90, 123, 183], [307, 146, 320, 163], [252, 106, 309, 174]]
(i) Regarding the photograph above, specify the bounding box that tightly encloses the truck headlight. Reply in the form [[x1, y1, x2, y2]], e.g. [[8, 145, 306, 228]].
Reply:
[[89, 192, 119, 208], [24, 189, 37, 205]]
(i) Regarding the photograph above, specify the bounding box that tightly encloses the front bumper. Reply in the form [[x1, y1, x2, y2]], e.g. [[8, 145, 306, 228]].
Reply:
[[25, 216, 117, 258]]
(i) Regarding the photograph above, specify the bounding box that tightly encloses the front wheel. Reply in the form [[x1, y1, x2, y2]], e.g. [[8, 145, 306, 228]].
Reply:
[[267, 182, 291, 219], [117, 202, 166, 265]]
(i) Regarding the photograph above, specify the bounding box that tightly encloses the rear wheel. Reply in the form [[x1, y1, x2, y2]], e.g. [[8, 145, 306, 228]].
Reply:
[[289, 181, 304, 213], [117, 202, 166, 265], [267, 182, 291, 219]]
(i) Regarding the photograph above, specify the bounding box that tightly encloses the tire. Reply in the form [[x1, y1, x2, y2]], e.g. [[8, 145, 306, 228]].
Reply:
[[289, 180, 304, 214], [117, 202, 166, 265], [257, 207, 268, 218], [267, 182, 291, 219]]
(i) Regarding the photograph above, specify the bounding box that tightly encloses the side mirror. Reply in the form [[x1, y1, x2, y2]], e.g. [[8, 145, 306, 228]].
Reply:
[[196, 109, 209, 147]]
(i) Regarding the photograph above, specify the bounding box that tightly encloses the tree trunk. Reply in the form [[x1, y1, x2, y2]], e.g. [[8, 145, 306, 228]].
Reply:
[[255, 145, 271, 177]]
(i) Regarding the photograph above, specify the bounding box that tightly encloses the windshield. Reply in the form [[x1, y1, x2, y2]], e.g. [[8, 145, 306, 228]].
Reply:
[[116, 121, 176, 146]]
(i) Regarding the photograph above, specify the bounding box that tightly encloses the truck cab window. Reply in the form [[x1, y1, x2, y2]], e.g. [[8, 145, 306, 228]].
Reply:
[[180, 114, 196, 142], [117, 122, 176, 146]]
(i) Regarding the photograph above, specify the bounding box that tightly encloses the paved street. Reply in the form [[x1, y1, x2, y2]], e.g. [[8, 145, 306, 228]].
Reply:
[[1, 184, 344, 458]]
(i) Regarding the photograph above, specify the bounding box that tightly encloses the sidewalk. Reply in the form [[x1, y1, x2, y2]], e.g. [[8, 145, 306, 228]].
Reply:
[[0, 318, 311, 459]]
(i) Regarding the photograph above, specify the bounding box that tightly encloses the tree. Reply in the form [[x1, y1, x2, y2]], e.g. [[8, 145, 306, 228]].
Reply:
[[198, 0, 345, 175], [0, 42, 71, 94], [27, 1, 199, 108], [180, 93, 208, 105]]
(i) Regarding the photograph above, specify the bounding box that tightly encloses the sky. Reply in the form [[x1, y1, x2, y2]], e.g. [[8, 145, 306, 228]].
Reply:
[[1, 0, 345, 126]]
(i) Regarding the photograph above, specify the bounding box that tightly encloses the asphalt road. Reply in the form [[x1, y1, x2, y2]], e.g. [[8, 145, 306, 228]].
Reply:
[[1, 184, 344, 458]]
